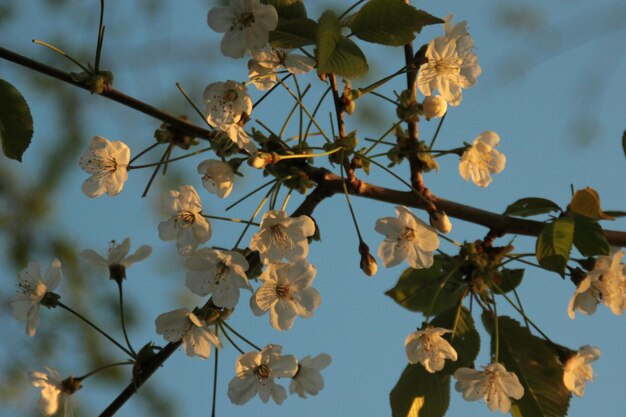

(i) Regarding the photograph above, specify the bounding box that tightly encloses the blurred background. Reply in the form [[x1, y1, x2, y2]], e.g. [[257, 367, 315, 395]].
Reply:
[[1, 0, 625, 416]]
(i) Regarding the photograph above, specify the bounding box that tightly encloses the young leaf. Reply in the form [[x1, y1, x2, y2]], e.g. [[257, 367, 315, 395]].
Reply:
[[535, 218, 575, 276], [350, 0, 444, 46], [316, 11, 368, 77], [568, 187, 614, 220], [572, 215, 610, 257], [385, 255, 466, 315], [262, 0, 307, 20], [390, 364, 450, 417], [0, 79, 34, 162], [503, 198, 562, 218], [270, 18, 317, 48], [431, 307, 480, 374], [484, 315, 571, 417], [494, 268, 524, 294]]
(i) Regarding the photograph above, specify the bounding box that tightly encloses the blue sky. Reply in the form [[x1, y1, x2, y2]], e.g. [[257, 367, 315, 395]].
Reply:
[[2, 1, 625, 417]]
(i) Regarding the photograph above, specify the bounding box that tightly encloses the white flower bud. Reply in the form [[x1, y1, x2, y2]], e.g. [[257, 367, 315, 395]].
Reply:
[[248, 152, 271, 169], [422, 95, 447, 120], [360, 252, 378, 277], [429, 211, 452, 234]]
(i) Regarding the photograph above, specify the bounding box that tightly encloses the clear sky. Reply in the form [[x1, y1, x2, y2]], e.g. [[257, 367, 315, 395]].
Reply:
[[1, 1, 625, 417]]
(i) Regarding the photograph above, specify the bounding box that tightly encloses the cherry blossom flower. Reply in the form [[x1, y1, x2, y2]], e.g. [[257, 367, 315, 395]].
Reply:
[[563, 345, 600, 397], [31, 367, 80, 417], [250, 259, 320, 331], [158, 185, 212, 256], [568, 275, 602, 319], [429, 210, 452, 234], [417, 16, 480, 106], [155, 308, 221, 359], [78, 136, 130, 198], [375, 206, 439, 269], [186, 248, 251, 309], [207, 0, 278, 59], [197, 159, 234, 198], [221, 123, 258, 154], [422, 95, 447, 120], [405, 327, 458, 373], [289, 353, 331, 398], [250, 210, 315, 265], [227, 344, 297, 405], [459, 131, 506, 188], [454, 362, 524, 413], [248, 47, 316, 90], [11, 259, 62, 337], [80, 238, 151, 281]]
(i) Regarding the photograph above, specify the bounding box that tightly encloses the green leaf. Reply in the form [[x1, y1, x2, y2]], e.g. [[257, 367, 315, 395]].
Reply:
[[484, 315, 571, 417], [535, 218, 574, 276], [262, 0, 307, 19], [0, 79, 34, 161], [494, 268, 524, 294], [572, 215, 610, 257], [503, 198, 562, 218], [431, 307, 480, 374], [385, 255, 466, 315], [390, 365, 450, 417], [269, 18, 317, 48], [316, 11, 369, 78], [350, 0, 444, 46]]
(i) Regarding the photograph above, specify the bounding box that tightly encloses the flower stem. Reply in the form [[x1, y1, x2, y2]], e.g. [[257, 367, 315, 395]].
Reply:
[[340, 152, 364, 242], [57, 301, 135, 358], [176, 82, 213, 128], [363, 121, 403, 156], [220, 321, 262, 351], [427, 112, 447, 150], [303, 86, 332, 149], [76, 361, 133, 382], [252, 73, 292, 111], [32, 39, 90, 73], [211, 324, 219, 417], [128, 142, 159, 165], [128, 146, 213, 169], [225, 178, 277, 212], [232, 181, 278, 249], [94, 0, 106, 72], [116, 281, 137, 357], [425, 263, 463, 321], [491, 289, 500, 363], [278, 78, 332, 142], [201, 214, 260, 226], [217, 322, 244, 354], [141, 145, 170, 198]]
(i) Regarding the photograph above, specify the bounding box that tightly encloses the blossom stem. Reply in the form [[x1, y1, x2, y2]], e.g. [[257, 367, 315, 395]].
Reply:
[[220, 321, 262, 351], [356, 65, 411, 98], [503, 254, 543, 269], [425, 263, 463, 321], [201, 214, 260, 226], [32, 39, 90, 73], [427, 112, 447, 150], [211, 324, 219, 417], [94, 0, 106, 72], [437, 233, 462, 247], [76, 361, 133, 382], [491, 289, 500, 363], [57, 301, 135, 358], [116, 281, 137, 357], [128, 146, 213, 169], [339, 152, 364, 242], [277, 147, 344, 161], [277, 78, 332, 143], [176, 82, 214, 129], [232, 181, 277, 249], [293, 76, 305, 149], [303, 86, 332, 149], [512, 288, 531, 330], [252, 73, 292, 111], [369, 91, 398, 105], [451, 287, 470, 339], [281, 189, 293, 211], [141, 145, 170, 197], [217, 322, 244, 354], [363, 120, 404, 156], [128, 142, 159, 165], [225, 178, 277, 211]]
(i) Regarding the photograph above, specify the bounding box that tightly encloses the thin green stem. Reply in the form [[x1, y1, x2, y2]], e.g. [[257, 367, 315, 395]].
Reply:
[[57, 301, 135, 358], [427, 112, 447, 150], [128, 146, 213, 169], [76, 361, 133, 382], [425, 264, 463, 321], [116, 282, 137, 357], [294, 76, 305, 148], [94, 0, 106, 72], [128, 142, 159, 165], [369, 91, 398, 105], [278, 78, 331, 142], [252, 73, 292, 110], [226, 178, 277, 212], [364, 121, 403, 156], [513, 288, 531, 330], [217, 323, 244, 354], [232, 182, 277, 249], [281, 189, 293, 211], [339, 153, 364, 242], [141, 146, 170, 198], [176, 83, 213, 128], [202, 214, 260, 226], [220, 321, 262, 351], [303, 86, 332, 149], [211, 324, 219, 417], [492, 289, 500, 363], [278, 147, 343, 161], [32, 40, 90, 73]]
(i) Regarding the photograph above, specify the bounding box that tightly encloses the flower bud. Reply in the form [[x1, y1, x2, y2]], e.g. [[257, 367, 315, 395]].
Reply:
[[429, 210, 452, 233], [247, 152, 273, 169], [422, 95, 447, 120], [359, 241, 378, 277]]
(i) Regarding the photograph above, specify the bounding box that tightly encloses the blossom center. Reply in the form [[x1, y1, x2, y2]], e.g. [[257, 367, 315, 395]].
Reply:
[[175, 211, 196, 228], [400, 227, 416, 241], [233, 12, 255, 30], [433, 58, 461, 75], [255, 364, 270, 380], [269, 224, 292, 251], [214, 262, 230, 283], [82, 155, 119, 175], [275, 284, 290, 299]]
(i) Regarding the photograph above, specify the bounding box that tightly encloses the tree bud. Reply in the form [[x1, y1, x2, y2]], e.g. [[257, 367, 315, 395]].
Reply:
[[422, 95, 447, 120], [359, 241, 378, 277], [247, 152, 273, 169], [429, 210, 452, 233]]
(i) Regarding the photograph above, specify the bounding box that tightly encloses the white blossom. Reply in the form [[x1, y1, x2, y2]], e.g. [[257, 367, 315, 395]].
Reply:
[[289, 353, 332, 398], [11, 259, 62, 337], [155, 308, 221, 359], [80, 238, 151, 281], [375, 206, 439, 269], [250, 210, 315, 265], [405, 327, 457, 373], [30, 367, 77, 417], [250, 259, 320, 331], [418, 15, 480, 106], [248, 47, 316, 90], [78, 136, 130, 198], [186, 248, 251, 309], [429, 211, 452, 234], [197, 159, 235, 198], [207, 0, 278, 59], [563, 345, 600, 397], [459, 131, 506, 188], [228, 344, 297, 405], [454, 362, 524, 413], [422, 95, 447, 120], [158, 185, 212, 256]]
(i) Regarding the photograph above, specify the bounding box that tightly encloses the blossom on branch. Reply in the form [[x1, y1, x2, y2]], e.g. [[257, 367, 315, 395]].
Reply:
[[30, 367, 80, 417], [289, 353, 332, 398], [563, 345, 600, 397], [155, 308, 221, 359], [11, 259, 62, 337], [417, 15, 481, 106], [186, 248, 251, 309], [454, 362, 524, 413], [375, 206, 439, 269], [405, 327, 457, 373], [422, 95, 447, 120], [207, 0, 278, 59], [250, 210, 315, 265], [80, 238, 151, 281], [250, 258, 320, 331], [459, 131, 506, 188], [78, 136, 130, 198], [228, 344, 297, 405], [158, 185, 212, 256], [197, 159, 235, 198], [248, 47, 316, 90]]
